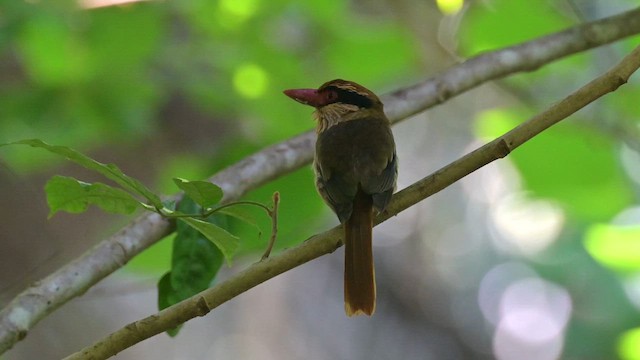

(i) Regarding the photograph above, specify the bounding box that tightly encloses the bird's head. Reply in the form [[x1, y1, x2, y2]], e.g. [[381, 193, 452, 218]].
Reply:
[[284, 79, 381, 108], [284, 79, 383, 131]]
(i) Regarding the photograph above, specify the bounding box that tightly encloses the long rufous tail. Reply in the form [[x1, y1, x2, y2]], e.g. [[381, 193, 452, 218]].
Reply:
[[344, 189, 375, 316]]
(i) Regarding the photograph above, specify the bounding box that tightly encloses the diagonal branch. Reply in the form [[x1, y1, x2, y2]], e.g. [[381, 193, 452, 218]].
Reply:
[[2, 6, 640, 355], [64, 44, 640, 360]]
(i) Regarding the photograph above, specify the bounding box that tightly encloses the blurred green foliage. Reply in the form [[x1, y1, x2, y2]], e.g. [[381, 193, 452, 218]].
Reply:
[[460, 0, 568, 53], [476, 108, 633, 221], [586, 223, 640, 273], [1, 0, 421, 270], [465, 1, 640, 358], [1, 0, 420, 169], [619, 326, 640, 360]]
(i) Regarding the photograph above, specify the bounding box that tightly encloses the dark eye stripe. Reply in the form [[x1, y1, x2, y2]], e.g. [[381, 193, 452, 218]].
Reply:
[[332, 87, 373, 108]]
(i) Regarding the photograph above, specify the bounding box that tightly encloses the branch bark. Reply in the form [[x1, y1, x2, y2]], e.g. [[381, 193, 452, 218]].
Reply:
[[64, 44, 640, 360], [2, 6, 640, 355]]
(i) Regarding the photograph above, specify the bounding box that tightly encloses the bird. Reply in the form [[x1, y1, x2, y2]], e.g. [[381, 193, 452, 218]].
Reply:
[[284, 79, 397, 316]]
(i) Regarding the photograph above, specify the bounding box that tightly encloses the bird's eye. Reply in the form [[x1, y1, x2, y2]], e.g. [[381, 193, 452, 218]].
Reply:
[[326, 90, 338, 102]]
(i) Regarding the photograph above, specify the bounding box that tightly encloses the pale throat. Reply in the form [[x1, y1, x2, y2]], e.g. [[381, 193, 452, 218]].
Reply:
[[313, 103, 361, 133]]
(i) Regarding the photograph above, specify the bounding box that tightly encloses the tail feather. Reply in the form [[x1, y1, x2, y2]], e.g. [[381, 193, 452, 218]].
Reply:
[[344, 189, 375, 316]]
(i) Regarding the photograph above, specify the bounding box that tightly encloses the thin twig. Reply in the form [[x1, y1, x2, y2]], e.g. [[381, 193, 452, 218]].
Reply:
[[261, 192, 280, 260], [63, 44, 640, 360], [159, 200, 272, 219], [203, 201, 272, 217]]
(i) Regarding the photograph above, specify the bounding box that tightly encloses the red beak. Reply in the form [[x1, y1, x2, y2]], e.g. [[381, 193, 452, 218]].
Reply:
[[283, 88, 325, 107]]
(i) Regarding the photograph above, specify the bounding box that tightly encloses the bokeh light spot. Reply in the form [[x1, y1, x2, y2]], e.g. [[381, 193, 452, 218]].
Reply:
[[478, 262, 537, 325], [585, 223, 640, 273], [493, 278, 572, 360], [491, 193, 564, 255], [233, 63, 268, 99], [218, 0, 258, 28], [618, 327, 640, 360], [436, 0, 464, 15]]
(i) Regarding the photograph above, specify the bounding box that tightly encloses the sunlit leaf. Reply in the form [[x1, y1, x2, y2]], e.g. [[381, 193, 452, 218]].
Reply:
[[2, 139, 163, 208], [173, 178, 223, 208], [45, 175, 140, 217], [179, 217, 239, 264]]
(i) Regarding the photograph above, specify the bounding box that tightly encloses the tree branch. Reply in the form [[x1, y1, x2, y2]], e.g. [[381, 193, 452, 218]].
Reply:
[[2, 6, 640, 355], [64, 44, 640, 360]]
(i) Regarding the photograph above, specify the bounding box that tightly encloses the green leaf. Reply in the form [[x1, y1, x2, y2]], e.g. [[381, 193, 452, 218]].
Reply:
[[171, 197, 225, 292], [157, 272, 183, 337], [45, 175, 140, 217], [171, 226, 224, 294], [2, 139, 163, 208], [173, 178, 223, 208], [217, 205, 260, 231], [171, 199, 225, 294], [178, 218, 239, 265], [157, 197, 226, 337]]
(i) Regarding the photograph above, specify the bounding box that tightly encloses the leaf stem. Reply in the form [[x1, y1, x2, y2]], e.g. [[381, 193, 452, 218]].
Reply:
[[261, 192, 280, 260]]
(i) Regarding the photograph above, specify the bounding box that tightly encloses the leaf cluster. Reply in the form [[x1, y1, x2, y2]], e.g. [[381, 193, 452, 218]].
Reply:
[[1, 139, 278, 336]]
